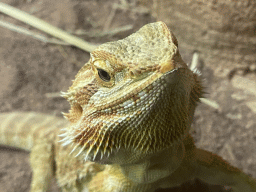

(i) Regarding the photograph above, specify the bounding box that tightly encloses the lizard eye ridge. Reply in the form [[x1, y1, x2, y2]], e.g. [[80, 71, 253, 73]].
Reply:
[[97, 68, 111, 82]]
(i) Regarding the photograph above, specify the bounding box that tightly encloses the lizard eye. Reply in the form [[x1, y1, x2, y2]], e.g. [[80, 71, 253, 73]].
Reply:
[[97, 68, 111, 82]]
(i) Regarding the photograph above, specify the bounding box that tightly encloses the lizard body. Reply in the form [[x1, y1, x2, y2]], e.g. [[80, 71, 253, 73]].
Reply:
[[0, 22, 255, 192]]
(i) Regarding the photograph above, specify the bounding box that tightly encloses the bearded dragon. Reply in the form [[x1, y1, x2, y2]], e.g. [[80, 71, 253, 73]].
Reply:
[[0, 21, 255, 192]]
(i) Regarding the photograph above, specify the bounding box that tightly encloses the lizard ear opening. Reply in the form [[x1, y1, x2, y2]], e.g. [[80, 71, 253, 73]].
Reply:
[[63, 103, 83, 123]]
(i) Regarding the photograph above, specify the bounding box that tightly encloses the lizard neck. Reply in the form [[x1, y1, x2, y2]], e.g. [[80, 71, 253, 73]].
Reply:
[[111, 140, 186, 184]]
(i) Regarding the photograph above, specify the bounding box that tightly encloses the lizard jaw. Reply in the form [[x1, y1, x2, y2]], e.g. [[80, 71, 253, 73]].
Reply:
[[60, 68, 195, 164]]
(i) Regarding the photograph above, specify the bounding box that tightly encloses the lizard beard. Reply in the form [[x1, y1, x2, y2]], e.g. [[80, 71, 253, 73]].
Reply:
[[60, 68, 201, 163]]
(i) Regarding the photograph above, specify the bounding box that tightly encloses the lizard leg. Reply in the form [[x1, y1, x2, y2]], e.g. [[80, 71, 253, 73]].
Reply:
[[195, 148, 256, 192], [30, 142, 54, 192]]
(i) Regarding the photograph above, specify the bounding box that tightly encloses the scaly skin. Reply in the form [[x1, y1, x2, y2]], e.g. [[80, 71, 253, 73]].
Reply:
[[0, 22, 255, 192]]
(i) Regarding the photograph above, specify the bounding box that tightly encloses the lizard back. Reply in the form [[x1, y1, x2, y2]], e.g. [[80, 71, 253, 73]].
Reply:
[[0, 112, 67, 151]]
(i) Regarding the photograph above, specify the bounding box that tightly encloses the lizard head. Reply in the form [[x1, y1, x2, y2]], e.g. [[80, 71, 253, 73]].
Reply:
[[60, 21, 202, 163]]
